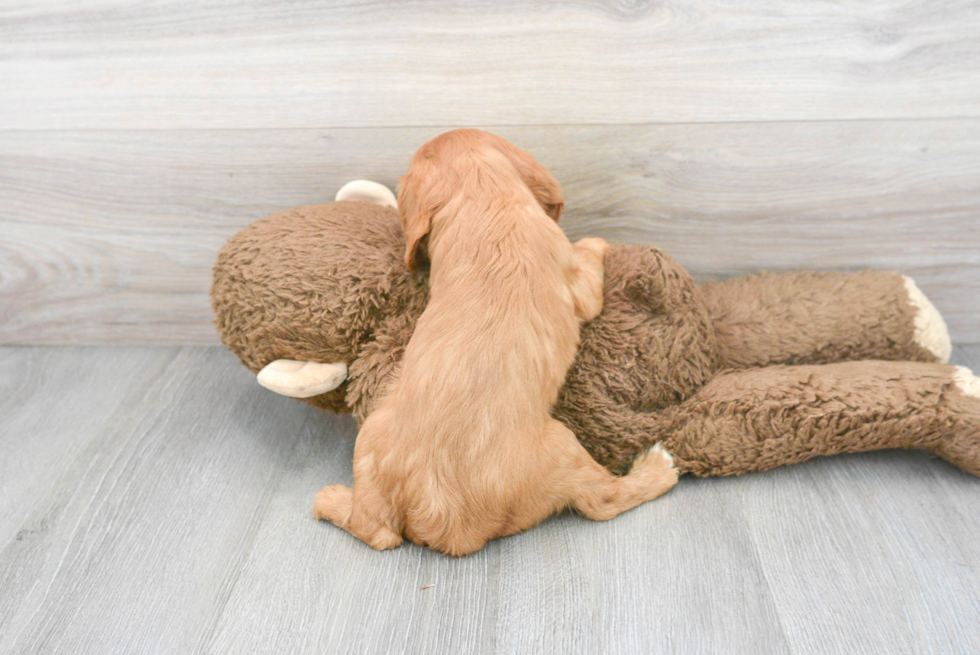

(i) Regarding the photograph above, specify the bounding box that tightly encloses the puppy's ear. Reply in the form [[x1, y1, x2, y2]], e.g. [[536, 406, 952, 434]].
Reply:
[[403, 215, 429, 270], [397, 163, 439, 270], [541, 199, 564, 223], [504, 146, 564, 222], [398, 181, 431, 270]]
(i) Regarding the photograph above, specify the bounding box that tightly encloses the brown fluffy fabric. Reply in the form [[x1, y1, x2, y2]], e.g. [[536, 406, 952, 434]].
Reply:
[[655, 361, 980, 477], [212, 202, 429, 414], [702, 270, 933, 368], [212, 201, 979, 477]]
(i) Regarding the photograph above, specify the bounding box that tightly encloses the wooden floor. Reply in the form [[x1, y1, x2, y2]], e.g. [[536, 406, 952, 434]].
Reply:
[[1, 345, 978, 654]]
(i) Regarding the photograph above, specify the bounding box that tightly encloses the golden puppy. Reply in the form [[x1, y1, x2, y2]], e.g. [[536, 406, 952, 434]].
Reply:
[[314, 129, 678, 555]]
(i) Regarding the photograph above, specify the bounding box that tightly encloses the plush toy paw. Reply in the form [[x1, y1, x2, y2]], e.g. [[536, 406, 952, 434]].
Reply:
[[257, 360, 348, 398], [953, 366, 980, 399], [902, 275, 952, 363], [935, 365, 980, 477], [335, 180, 398, 209]]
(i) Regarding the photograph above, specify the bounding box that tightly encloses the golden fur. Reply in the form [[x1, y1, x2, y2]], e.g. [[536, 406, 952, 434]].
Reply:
[[313, 130, 678, 555]]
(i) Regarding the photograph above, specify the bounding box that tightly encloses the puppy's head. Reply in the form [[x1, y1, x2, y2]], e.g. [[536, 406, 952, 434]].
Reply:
[[397, 130, 564, 270]]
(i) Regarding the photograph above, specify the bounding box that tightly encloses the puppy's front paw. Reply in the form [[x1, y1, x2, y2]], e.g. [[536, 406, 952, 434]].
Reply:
[[574, 237, 611, 261], [629, 443, 680, 499]]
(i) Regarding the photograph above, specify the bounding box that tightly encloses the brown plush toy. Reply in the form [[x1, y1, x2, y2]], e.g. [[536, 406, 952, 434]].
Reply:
[[212, 181, 980, 479]]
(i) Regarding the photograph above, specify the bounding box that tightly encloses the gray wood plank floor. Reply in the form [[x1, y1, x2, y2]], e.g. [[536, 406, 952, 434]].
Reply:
[[2, 346, 979, 654], [0, 346, 980, 654]]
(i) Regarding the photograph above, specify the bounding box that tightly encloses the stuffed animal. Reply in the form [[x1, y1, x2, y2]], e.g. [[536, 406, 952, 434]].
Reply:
[[212, 181, 980, 478]]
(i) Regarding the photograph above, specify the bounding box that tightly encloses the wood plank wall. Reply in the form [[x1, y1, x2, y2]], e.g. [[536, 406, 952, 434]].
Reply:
[[1, 2, 978, 344]]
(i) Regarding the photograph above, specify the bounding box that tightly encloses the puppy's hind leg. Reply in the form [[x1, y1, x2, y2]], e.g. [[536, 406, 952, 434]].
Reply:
[[313, 484, 353, 526], [547, 421, 679, 522], [314, 482, 403, 551]]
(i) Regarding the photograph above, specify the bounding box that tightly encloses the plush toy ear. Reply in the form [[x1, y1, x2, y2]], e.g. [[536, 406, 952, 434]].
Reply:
[[334, 180, 398, 209]]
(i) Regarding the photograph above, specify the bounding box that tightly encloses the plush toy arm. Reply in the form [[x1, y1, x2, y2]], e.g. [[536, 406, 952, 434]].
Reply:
[[700, 270, 951, 368], [255, 309, 405, 413], [655, 360, 980, 477]]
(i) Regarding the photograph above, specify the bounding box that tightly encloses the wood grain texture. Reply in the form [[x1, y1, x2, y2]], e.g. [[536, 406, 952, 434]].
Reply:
[[0, 347, 177, 547], [1, 345, 979, 653], [2, 1, 980, 129], [0, 348, 308, 654], [2, 121, 978, 345], [742, 454, 980, 655], [207, 402, 789, 655]]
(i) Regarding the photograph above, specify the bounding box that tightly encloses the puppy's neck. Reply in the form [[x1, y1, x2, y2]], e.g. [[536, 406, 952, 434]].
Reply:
[[427, 190, 560, 284]]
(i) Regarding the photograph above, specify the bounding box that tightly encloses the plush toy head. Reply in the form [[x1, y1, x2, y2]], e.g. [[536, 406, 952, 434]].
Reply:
[[212, 201, 429, 413]]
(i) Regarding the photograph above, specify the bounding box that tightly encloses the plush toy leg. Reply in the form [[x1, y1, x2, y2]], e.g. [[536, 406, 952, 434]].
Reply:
[[700, 270, 951, 368], [257, 359, 348, 398], [654, 360, 980, 477], [334, 180, 398, 209]]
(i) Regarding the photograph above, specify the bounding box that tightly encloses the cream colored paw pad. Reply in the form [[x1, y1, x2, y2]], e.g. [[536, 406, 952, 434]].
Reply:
[[953, 366, 980, 399], [902, 276, 952, 363]]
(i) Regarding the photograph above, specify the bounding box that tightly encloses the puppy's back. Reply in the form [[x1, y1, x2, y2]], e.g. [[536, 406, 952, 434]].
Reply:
[[363, 200, 582, 550]]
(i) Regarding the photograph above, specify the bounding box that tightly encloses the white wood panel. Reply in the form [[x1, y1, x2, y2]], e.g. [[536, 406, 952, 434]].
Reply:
[[2, 121, 978, 345], [2, 1, 979, 129]]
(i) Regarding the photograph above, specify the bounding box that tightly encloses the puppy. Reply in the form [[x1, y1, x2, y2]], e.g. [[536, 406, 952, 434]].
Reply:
[[314, 129, 678, 555]]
